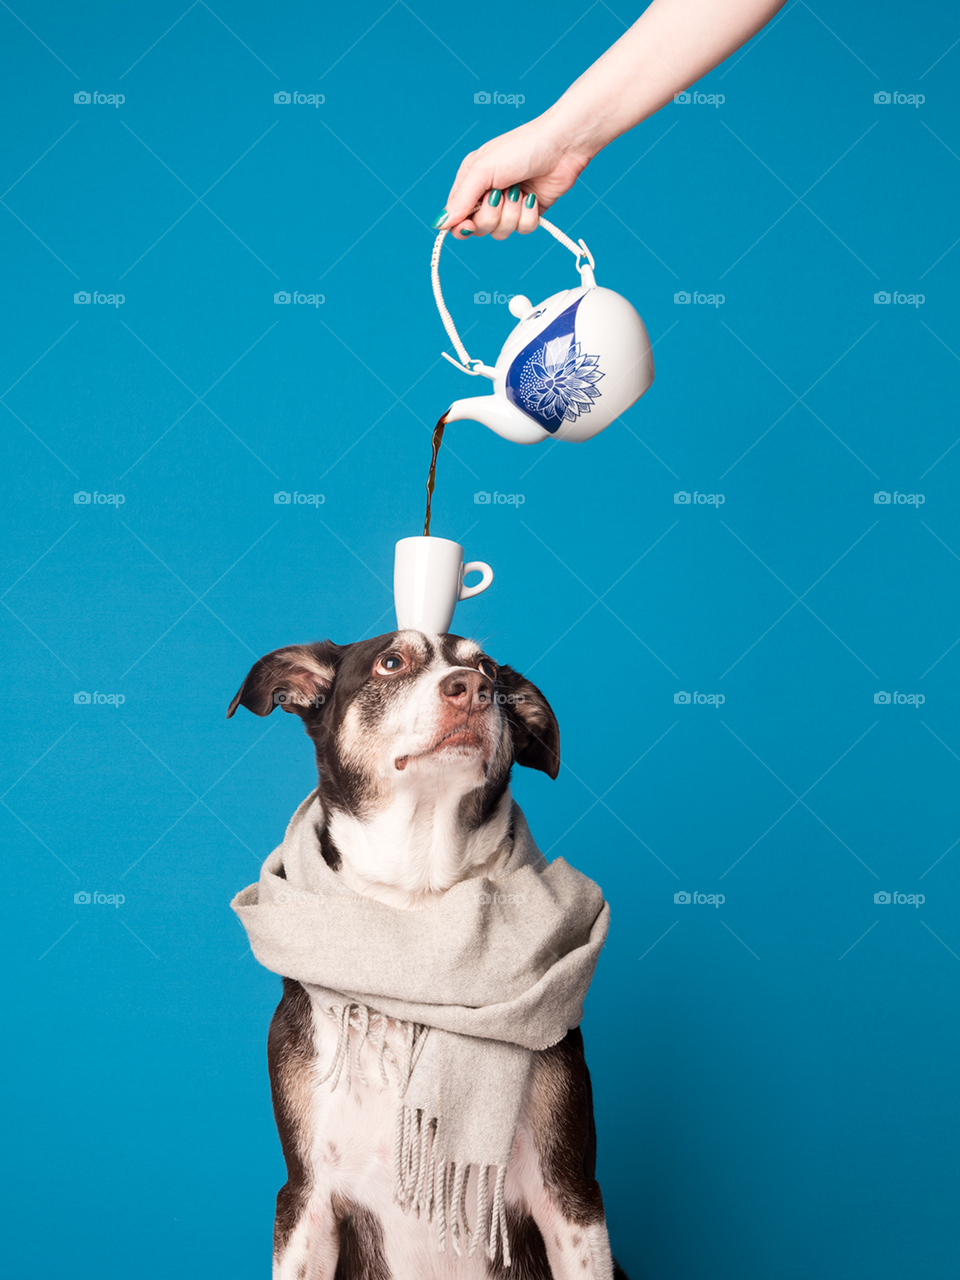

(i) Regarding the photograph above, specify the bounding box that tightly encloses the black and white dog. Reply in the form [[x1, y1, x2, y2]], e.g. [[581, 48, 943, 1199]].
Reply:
[[229, 631, 628, 1279]]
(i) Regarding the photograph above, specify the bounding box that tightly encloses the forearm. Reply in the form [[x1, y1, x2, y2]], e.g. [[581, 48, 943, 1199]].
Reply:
[[541, 0, 787, 159]]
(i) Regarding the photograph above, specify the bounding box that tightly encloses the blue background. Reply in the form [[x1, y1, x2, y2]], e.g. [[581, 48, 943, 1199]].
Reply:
[[3, 2, 959, 1276]]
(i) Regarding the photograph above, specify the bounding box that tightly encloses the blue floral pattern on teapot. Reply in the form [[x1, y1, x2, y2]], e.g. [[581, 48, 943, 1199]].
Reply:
[[505, 298, 605, 433]]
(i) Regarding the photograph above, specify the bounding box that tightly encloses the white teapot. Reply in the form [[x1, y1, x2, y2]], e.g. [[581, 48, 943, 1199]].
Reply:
[[432, 219, 655, 444]]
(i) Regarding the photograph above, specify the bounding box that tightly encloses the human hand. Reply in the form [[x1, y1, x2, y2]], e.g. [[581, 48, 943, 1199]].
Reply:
[[431, 116, 592, 241], [429, 1, 789, 244]]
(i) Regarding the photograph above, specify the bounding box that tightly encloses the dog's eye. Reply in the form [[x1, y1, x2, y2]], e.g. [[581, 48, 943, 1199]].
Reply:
[[375, 652, 407, 674], [478, 658, 497, 681]]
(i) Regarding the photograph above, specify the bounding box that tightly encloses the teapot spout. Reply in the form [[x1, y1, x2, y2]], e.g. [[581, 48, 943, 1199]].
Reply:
[[445, 395, 547, 446]]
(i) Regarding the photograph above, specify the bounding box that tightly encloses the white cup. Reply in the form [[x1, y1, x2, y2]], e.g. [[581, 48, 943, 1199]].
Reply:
[[394, 536, 494, 634]]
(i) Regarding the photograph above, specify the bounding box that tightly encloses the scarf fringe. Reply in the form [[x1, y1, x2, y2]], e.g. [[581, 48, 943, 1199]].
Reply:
[[317, 1001, 512, 1266], [394, 1104, 511, 1266], [316, 1001, 428, 1094]]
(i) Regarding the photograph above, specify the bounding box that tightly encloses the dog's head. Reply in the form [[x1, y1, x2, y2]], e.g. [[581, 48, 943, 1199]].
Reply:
[[227, 632, 559, 825]]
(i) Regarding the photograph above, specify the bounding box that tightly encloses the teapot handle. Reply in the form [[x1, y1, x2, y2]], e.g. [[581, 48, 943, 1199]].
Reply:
[[431, 217, 595, 377]]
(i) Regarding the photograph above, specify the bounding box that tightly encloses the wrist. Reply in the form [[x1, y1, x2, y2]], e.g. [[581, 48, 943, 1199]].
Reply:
[[536, 100, 605, 167]]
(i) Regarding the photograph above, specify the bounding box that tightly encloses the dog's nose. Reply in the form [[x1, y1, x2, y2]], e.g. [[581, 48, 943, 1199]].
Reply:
[[439, 668, 492, 713]]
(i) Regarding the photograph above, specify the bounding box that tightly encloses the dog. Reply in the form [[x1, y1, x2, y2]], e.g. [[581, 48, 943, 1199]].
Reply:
[[229, 630, 628, 1279]]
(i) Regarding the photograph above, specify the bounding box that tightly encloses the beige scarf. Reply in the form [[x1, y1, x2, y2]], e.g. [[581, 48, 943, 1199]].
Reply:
[[232, 791, 609, 1265]]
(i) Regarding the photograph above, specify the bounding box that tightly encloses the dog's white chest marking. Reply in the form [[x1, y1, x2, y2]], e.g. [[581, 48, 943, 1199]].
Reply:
[[274, 998, 614, 1280]]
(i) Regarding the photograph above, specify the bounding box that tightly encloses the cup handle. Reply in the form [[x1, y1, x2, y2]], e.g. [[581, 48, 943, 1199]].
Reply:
[[460, 561, 494, 600]]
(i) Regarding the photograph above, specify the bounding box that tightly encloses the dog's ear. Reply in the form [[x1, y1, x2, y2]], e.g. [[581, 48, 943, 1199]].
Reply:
[[496, 666, 561, 780], [227, 642, 342, 719]]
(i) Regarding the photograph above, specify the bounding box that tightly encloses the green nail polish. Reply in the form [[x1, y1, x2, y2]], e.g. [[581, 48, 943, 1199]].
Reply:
[[507, 185, 521, 202], [488, 188, 502, 208], [431, 209, 448, 229], [461, 229, 473, 237], [524, 192, 536, 209]]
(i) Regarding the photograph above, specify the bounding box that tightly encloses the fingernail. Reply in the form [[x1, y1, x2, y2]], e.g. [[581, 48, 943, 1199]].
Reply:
[[488, 189, 502, 208], [460, 229, 473, 237], [431, 209, 449, 229], [507, 185, 521, 202], [524, 192, 536, 209]]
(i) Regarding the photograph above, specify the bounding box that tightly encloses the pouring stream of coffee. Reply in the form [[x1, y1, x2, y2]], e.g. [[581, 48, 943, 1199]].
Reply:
[[422, 413, 447, 537]]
